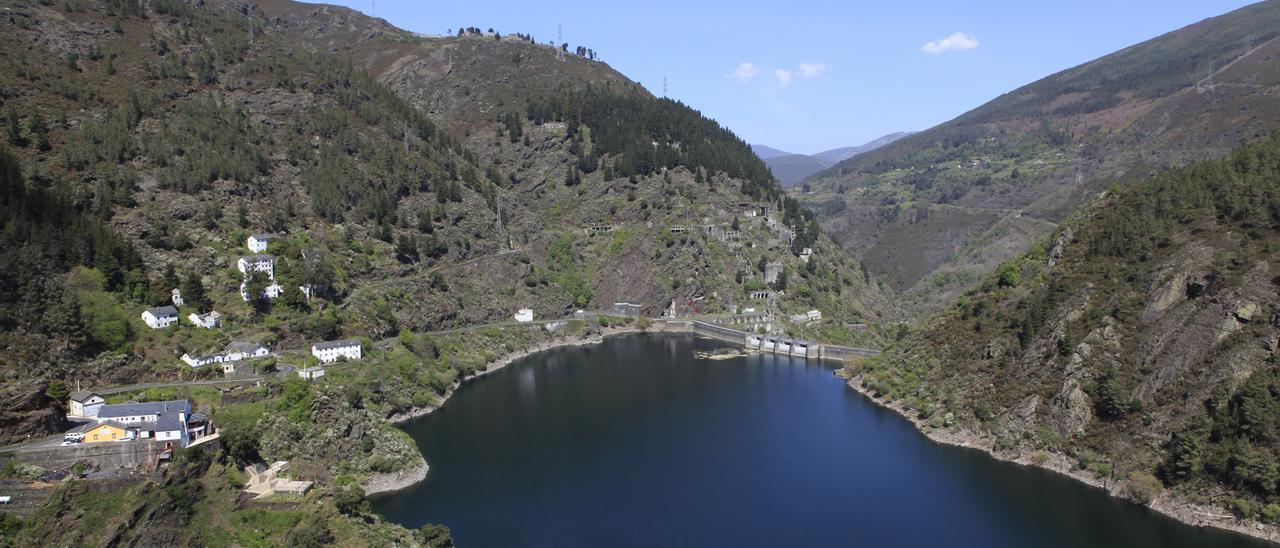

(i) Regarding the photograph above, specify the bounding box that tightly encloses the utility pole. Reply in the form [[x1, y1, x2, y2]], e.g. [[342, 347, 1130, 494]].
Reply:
[[557, 24, 565, 62]]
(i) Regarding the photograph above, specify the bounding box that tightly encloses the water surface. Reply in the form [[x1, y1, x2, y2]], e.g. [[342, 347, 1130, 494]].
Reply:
[[373, 333, 1269, 547]]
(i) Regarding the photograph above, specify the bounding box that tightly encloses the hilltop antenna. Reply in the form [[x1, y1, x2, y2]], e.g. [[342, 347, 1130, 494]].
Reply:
[[557, 24, 565, 62], [662, 76, 667, 97], [371, 0, 375, 18]]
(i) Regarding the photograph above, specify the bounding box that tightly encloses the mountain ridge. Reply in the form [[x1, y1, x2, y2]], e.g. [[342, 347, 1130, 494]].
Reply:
[[800, 0, 1280, 313]]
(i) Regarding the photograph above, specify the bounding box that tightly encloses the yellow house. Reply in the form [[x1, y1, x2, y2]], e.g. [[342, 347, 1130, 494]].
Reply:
[[84, 422, 129, 443]]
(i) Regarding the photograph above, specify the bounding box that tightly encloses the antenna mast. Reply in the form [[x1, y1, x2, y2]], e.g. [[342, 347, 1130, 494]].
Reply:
[[662, 76, 667, 97], [557, 24, 565, 62]]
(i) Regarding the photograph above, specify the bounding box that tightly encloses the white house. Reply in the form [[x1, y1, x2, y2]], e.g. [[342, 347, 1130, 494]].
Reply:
[[240, 280, 283, 302], [806, 310, 822, 322], [188, 311, 222, 329], [183, 341, 268, 368], [237, 255, 275, 278], [297, 366, 326, 381], [96, 399, 193, 447], [799, 248, 813, 263], [69, 391, 105, 418], [311, 339, 361, 364], [246, 234, 279, 253], [171, 288, 184, 307], [514, 309, 534, 323], [142, 306, 179, 329], [224, 341, 269, 361], [181, 352, 225, 368]]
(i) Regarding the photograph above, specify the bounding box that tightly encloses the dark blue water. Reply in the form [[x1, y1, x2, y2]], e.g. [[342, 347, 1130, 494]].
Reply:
[[372, 333, 1270, 547]]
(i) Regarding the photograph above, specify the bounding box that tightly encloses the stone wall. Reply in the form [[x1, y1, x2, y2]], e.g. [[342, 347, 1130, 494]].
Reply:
[[0, 440, 167, 471]]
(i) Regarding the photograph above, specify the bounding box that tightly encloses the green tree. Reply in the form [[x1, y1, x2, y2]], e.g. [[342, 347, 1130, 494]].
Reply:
[[5, 106, 22, 147], [24, 108, 49, 151], [996, 262, 1021, 288], [45, 379, 69, 411], [417, 524, 454, 548], [180, 273, 209, 312], [243, 271, 273, 314], [332, 484, 368, 516]]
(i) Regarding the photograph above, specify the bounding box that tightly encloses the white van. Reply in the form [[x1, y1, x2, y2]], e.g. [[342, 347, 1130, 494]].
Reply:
[[63, 432, 84, 443]]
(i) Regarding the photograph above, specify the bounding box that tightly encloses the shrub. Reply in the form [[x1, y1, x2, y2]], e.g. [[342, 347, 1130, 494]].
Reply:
[[1121, 471, 1163, 505]]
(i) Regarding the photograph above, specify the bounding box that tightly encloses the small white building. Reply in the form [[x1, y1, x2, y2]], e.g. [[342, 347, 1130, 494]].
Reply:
[[514, 309, 534, 323], [311, 339, 361, 364], [188, 311, 222, 329], [183, 341, 269, 368], [69, 391, 105, 418], [181, 352, 225, 368], [237, 255, 275, 278], [297, 366, 326, 381], [225, 341, 269, 361], [240, 281, 283, 302], [799, 248, 813, 263], [806, 309, 822, 322], [246, 234, 279, 253], [171, 288, 184, 307], [142, 306, 179, 329]]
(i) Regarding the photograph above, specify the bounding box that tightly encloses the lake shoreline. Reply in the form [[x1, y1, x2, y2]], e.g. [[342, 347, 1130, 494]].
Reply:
[[839, 370, 1280, 545], [368, 324, 670, 494]]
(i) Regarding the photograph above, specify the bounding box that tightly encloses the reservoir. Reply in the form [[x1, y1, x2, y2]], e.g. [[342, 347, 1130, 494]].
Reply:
[[372, 333, 1269, 547]]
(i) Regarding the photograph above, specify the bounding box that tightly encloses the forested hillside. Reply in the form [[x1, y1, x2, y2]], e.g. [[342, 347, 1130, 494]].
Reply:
[[854, 132, 1280, 530], [0, 0, 894, 544], [801, 0, 1280, 314]]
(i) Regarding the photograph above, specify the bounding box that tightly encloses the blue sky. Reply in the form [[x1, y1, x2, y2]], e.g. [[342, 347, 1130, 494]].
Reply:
[[316, 0, 1258, 154]]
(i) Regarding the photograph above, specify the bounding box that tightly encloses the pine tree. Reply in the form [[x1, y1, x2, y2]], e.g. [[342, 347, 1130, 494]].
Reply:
[[5, 106, 23, 147], [181, 272, 209, 312], [25, 108, 49, 151]]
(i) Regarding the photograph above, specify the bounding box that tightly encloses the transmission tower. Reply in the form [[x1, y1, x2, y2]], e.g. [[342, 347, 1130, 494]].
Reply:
[[557, 24, 565, 62], [662, 76, 667, 97]]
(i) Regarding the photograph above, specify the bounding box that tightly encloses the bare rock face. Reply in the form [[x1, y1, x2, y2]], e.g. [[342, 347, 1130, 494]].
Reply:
[[1049, 379, 1093, 439], [0, 379, 65, 445]]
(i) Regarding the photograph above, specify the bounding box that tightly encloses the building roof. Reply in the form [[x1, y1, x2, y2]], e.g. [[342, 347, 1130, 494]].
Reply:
[[226, 341, 265, 353], [70, 390, 101, 403], [88, 420, 130, 432], [155, 412, 185, 432], [146, 305, 178, 317], [249, 233, 279, 241], [239, 254, 274, 262], [98, 400, 189, 419], [313, 339, 360, 350]]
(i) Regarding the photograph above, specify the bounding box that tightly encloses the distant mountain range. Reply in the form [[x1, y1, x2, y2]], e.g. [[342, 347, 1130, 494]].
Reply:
[[752, 132, 912, 186]]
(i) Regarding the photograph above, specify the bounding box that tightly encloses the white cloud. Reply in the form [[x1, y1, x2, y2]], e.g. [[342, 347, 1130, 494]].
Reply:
[[774, 69, 793, 86], [921, 32, 980, 54], [730, 62, 759, 84], [796, 63, 829, 78]]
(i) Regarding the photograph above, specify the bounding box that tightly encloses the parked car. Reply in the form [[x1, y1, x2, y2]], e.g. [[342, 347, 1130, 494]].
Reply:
[[63, 432, 84, 443]]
